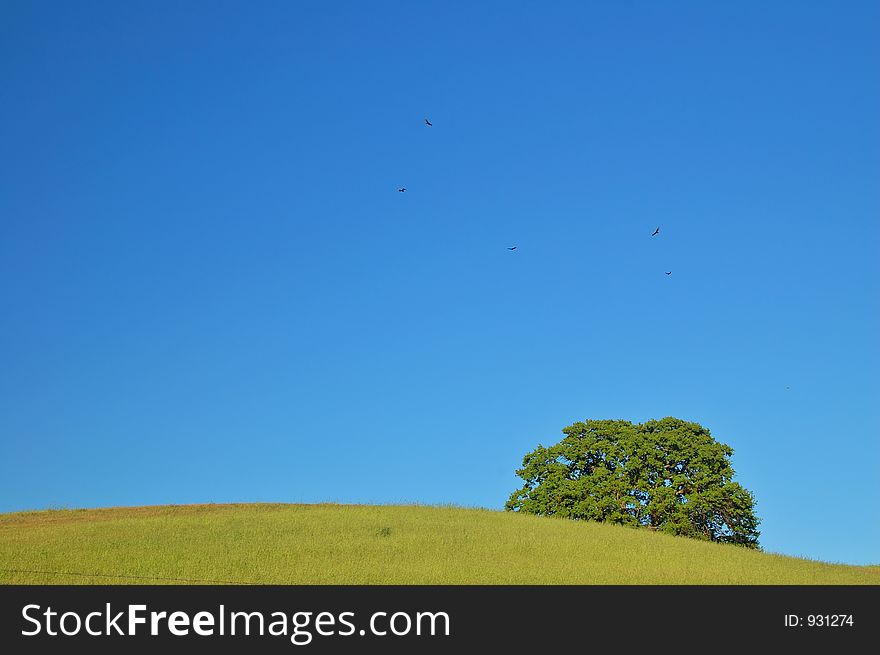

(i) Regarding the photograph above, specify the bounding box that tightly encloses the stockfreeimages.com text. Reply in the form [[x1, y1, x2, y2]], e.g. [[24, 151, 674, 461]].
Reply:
[[22, 603, 450, 645]]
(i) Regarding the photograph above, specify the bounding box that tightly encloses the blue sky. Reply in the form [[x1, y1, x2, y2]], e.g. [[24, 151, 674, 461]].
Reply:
[[1, 1, 877, 565]]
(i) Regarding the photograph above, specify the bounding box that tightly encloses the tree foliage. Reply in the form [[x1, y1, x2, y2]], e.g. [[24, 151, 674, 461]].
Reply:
[[505, 417, 760, 548]]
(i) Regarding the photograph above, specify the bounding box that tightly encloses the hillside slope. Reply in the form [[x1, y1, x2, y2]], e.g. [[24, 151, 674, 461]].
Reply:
[[0, 504, 876, 584]]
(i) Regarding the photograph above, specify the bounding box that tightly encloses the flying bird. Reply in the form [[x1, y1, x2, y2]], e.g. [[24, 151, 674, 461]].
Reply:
[[397, 187, 406, 192], [424, 118, 433, 127], [665, 271, 672, 275], [507, 246, 517, 251], [652, 227, 660, 236]]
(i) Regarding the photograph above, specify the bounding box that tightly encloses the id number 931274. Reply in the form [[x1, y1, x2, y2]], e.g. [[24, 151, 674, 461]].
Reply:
[[785, 614, 854, 627]]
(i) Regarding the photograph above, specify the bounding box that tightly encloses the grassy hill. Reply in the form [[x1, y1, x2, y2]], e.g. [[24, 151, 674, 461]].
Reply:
[[1, 503, 877, 585]]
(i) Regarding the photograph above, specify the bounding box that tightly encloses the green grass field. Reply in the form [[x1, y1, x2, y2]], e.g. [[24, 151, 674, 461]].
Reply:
[[1, 503, 877, 585]]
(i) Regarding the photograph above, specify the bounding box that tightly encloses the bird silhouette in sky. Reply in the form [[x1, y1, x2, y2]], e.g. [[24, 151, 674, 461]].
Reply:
[[665, 271, 672, 275], [397, 187, 406, 192], [652, 227, 660, 236], [424, 118, 433, 127], [507, 246, 517, 251]]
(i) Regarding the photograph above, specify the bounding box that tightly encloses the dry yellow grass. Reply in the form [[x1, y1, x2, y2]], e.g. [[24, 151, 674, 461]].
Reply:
[[0, 503, 876, 584]]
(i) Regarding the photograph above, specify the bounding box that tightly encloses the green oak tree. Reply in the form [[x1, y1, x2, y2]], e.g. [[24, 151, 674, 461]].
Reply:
[[505, 417, 760, 548]]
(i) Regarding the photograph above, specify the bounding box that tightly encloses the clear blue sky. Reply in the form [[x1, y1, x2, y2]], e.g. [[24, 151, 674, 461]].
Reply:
[[1, 1, 877, 565]]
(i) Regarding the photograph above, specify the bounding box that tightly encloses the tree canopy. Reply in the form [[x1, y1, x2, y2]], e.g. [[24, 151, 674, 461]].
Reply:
[[505, 417, 760, 548]]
